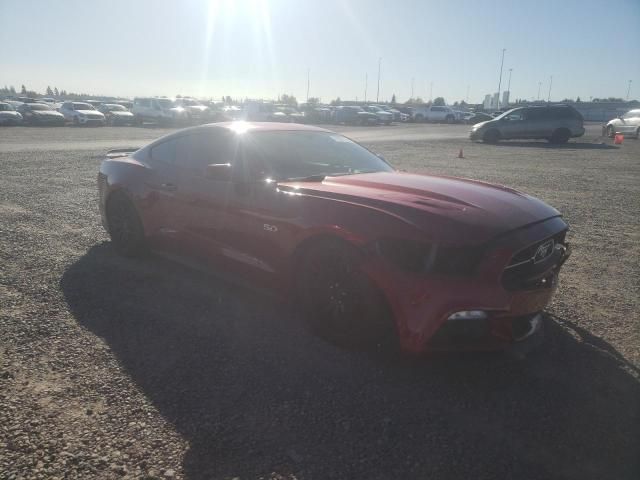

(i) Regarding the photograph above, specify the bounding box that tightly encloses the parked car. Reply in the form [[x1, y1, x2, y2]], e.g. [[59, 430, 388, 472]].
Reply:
[[98, 122, 571, 354], [0, 102, 23, 125], [604, 109, 640, 138], [469, 105, 585, 144], [17, 102, 65, 126], [242, 102, 283, 122], [397, 106, 415, 121], [132, 97, 189, 126], [59, 102, 106, 126], [466, 112, 494, 125], [83, 100, 104, 109], [365, 105, 393, 125], [115, 100, 133, 110], [333, 106, 378, 125], [412, 105, 461, 123], [173, 98, 211, 124], [98, 104, 135, 126]]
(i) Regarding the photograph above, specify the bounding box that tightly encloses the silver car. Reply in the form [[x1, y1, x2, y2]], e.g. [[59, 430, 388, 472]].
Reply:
[[604, 109, 640, 138], [470, 105, 585, 144]]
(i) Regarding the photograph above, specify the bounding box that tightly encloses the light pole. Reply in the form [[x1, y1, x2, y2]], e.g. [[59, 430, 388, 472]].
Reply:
[[507, 68, 513, 93], [547, 75, 553, 102], [627, 80, 632, 100], [537, 81, 542, 101], [497, 48, 506, 109], [306, 68, 310, 102], [411, 77, 414, 100], [429, 82, 433, 103], [364, 73, 368, 103], [376, 57, 381, 103], [466, 85, 470, 104]]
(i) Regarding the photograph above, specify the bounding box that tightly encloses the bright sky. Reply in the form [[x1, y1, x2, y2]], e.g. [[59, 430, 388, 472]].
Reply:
[[1, 0, 639, 103]]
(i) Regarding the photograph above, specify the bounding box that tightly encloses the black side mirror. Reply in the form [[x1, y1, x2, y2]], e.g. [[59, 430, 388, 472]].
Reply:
[[205, 163, 232, 181]]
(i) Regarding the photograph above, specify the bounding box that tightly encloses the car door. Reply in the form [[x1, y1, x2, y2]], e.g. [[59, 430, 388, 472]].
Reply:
[[498, 109, 527, 139], [159, 132, 267, 281]]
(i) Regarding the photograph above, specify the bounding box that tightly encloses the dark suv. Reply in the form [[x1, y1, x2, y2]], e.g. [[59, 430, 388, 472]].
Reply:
[[470, 105, 585, 144]]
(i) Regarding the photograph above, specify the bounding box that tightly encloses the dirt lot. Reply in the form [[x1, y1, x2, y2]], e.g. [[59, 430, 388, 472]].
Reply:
[[1, 124, 639, 480]]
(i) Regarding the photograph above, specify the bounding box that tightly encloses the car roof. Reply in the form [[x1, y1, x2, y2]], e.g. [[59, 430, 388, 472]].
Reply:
[[143, 122, 334, 149]]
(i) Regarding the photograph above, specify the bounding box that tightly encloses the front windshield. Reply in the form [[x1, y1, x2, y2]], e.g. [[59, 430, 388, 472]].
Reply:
[[105, 104, 126, 111], [29, 104, 51, 110], [0, 103, 11, 111], [622, 110, 639, 119], [157, 99, 174, 109], [73, 103, 94, 110], [243, 131, 393, 180], [493, 108, 517, 120]]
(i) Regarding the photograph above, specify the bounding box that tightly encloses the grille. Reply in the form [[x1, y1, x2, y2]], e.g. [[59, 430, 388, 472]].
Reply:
[[502, 231, 568, 291]]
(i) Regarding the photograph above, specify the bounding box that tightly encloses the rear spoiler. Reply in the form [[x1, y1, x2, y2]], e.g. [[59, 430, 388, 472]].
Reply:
[[105, 147, 140, 159]]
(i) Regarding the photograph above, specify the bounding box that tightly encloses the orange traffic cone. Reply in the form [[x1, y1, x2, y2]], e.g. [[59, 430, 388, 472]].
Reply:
[[458, 148, 464, 158], [614, 134, 624, 145]]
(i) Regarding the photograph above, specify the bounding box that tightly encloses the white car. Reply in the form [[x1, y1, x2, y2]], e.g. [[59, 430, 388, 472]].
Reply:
[[365, 105, 393, 125], [173, 98, 210, 124], [132, 97, 189, 126], [0, 102, 23, 125], [412, 105, 461, 123], [59, 101, 106, 126], [605, 109, 640, 138]]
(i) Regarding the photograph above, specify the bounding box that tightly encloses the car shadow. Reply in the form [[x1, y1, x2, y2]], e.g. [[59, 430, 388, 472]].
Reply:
[[489, 141, 619, 150], [61, 243, 640, 480]]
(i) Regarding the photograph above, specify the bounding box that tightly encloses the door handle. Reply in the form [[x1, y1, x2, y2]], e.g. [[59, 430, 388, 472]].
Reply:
[[160, 183, 177, 192]]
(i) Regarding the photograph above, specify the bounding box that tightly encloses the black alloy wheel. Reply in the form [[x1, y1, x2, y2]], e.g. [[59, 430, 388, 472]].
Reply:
[[299, 241, 396, 352]]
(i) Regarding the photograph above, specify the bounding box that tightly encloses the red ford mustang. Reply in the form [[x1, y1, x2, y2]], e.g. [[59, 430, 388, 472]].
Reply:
[[98, 122, 571, 354]]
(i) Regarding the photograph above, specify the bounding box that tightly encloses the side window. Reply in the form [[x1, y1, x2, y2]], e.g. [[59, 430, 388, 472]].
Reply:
[[178, 133, 240, 175], [527, 109, 545, 121], [151, 139, 177, 164]]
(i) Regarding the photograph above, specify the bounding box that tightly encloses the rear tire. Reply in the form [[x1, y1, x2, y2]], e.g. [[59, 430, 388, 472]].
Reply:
[[106, 193, 146, 257], [415, 114, 424, 122], [549, 128, 570, 144], [483, 129, 500, 144], [445, 115, 455, 124], [298, 240, 397, 352]]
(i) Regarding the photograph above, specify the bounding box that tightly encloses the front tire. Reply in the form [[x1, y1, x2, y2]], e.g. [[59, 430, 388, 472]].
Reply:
[[298, 240, 396, 352], [106, 193, 146, 257]]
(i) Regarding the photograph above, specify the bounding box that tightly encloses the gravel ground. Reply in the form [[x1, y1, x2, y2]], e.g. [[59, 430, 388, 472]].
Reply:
[[1, 125, 639, 479]]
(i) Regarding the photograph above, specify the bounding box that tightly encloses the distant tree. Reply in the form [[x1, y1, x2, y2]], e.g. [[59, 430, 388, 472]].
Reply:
[[453, 101, 459, 106], [21, 85, 27, 95], [460, 100, 467, 106], [433, 96, 446, 106], [307, 97, 320, 105], [391, 93, 397, 104], [225, 96, 233, 104], [330, 97, 341, 106], [54, 87, 59, 97], [10, 86, 16, 95], [575, 96, 581, 103], [279, 94, 297, 105]]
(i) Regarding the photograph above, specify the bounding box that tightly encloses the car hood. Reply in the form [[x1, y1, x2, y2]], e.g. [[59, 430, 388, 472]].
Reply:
[[76, 109, 104, 116], [278, 171, 560, 245], [33, 110, 64, 116], [0, 111, 21, 117], [184, 105, 208, 112], [109, 111, 134, 116]]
